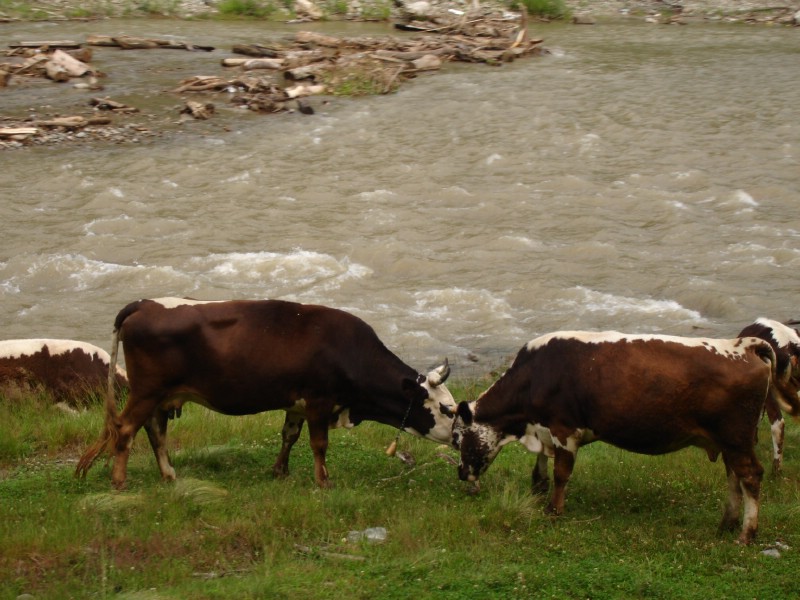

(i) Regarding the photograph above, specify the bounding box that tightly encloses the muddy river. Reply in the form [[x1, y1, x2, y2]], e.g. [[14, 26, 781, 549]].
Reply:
[[1, 18, 798, 377]]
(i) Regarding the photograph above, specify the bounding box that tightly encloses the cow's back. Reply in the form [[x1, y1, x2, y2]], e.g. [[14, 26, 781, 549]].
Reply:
[[117, 298, 411, 415], [518, 333, 772, 454]]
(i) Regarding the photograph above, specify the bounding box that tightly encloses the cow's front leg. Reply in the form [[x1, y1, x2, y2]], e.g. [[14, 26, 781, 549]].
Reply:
[[143, 408, 176, 482], [272, 411, 305, 479], [721, 449, 763, 545], [547, 446, 576, 515], [531, 452, 549, 495], [306, 415, 332, 488]]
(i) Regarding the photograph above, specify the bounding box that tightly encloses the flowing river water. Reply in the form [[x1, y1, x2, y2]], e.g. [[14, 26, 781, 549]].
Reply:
[[1, 18, 798, 377]]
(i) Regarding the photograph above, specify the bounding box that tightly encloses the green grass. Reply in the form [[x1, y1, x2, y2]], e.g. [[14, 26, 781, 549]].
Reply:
[[216, 0, 282, 18], [514, 0, 571, 20], [1, 388, 799, 599]]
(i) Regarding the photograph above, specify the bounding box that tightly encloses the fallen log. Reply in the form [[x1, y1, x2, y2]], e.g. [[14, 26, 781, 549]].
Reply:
[[33, 116, 112, 129], [294, 31, 344, 48], [8, 40, 82, 49], [89, 97, 139, 112], [0, 127, 38, 138], [241, 58, 285, 71], [115, 36, 159, 50], [85, 35, 118, 47], [284, 83, 327, 98], [87, 35, 214, 51], [173, 75, 230, 93], [221, 58, 250, 67], [231, 44, 281, 58]]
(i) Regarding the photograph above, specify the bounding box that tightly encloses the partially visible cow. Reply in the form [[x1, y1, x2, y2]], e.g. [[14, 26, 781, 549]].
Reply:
[[0, 339, 128, 405], [737, 318, 800, 473], [451, 331, 800, 544], [76, 298, 456, 489]]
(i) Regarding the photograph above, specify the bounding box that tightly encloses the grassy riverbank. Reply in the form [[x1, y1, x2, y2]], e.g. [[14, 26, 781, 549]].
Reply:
[[1, 387, 799, 599]]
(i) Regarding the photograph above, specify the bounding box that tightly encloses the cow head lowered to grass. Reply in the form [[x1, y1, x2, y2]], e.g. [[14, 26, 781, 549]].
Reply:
[[450, 331, 800, 545], [75, 298, 456, 489]]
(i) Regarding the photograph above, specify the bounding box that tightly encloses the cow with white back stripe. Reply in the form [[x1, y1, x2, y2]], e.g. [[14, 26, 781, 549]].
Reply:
[[0, 339, 128, 404], [736, 318, 800, 473], [450, 331, 800, 545], [76, 297, 455, 489]]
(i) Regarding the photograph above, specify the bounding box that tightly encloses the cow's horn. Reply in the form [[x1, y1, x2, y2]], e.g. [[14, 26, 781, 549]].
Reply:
[[429, 358, 451, 387]]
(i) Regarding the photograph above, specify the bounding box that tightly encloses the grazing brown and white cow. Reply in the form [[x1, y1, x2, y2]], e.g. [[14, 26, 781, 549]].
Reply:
[[76, 297, 455, 489], [737, 318, 800, 473], [0, 339, 128, 404], [451, 331, 800, 544]]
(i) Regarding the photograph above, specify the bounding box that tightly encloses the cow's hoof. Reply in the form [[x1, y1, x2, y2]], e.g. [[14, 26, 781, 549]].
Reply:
[[735, 531, 756, 545], [544, 503, 563, 517], [717, 517, 740, 534], [465, 481, 481, 496], [531, 480, 549, 496]]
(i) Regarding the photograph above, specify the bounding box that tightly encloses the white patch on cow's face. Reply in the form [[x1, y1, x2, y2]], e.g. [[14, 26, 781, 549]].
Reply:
[[0, 339, 110, 363], [453, 404, 508, 482], [416, 362, 457, 444], [526, 331, 757, 360], [150, 297, 225, 309]]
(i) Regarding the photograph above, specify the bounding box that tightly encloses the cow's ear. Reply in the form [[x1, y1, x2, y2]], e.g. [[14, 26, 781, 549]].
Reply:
[[456, 401, 473, 425]]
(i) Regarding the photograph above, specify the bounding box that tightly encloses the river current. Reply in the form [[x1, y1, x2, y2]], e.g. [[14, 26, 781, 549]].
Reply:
[[1, 18, 798, 377]]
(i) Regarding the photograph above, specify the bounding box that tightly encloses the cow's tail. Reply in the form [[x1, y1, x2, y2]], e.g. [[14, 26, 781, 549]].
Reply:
[[754, 340, 800, 418], [75, 309, 131, 478]]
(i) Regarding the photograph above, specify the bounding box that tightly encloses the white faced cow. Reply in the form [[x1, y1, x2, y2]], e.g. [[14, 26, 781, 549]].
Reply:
[[451, 331, 800, 545], [0, 339, 128, 404], [737, 318, 800, 473], [76, 298, 455, 489]]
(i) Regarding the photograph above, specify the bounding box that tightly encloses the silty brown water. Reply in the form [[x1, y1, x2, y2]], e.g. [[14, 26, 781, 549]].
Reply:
[[1, 18, 798, 375]]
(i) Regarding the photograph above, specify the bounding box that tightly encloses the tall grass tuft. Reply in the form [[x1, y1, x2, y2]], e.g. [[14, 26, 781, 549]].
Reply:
[[513, 0, 571, 20], [217, 0, 281, 18]]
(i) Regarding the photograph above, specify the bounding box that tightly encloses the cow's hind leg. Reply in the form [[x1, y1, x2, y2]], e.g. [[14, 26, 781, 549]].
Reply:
[[531, 453, 549, 495], [272, 411, 305, 479], [718, 460, 742, 534], [720, 450, 763, 545], [143, 408, 176, 482], [111, 395, 159, 489]]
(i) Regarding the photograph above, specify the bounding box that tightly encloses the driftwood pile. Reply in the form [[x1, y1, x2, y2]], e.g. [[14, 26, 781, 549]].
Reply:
[[175, 11, 543, 114], [1, 10, 545, 146]]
